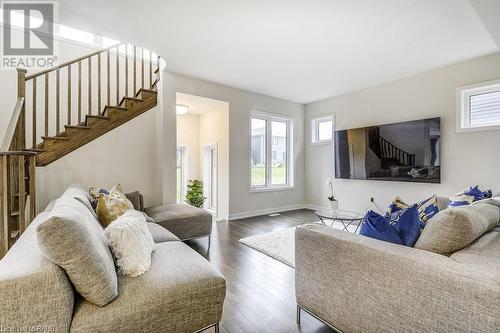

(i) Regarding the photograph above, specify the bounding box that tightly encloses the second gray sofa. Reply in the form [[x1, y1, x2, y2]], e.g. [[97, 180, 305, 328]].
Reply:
[[295, 205, 500, 333], [145, 203, 213, 242]]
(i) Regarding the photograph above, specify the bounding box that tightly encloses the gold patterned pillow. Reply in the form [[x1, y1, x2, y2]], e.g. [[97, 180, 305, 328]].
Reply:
[[95, 184, 134, 227]]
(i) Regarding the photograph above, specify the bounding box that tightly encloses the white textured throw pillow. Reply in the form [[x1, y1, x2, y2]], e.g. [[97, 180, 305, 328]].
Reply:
[[105, 210, 155, 277]]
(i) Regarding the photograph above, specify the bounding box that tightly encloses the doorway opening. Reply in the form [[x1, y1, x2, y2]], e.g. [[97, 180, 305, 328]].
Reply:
[[175, 92, 229, 221]]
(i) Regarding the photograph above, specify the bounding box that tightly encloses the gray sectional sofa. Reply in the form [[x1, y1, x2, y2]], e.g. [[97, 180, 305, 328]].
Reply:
[[0, 186, 226, 333], [295, 203, 500, 333]]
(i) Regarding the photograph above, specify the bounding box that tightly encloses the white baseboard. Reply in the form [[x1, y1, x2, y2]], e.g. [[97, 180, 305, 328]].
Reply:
[[302, 204, 328, 211], [228, 204, 309, 220]]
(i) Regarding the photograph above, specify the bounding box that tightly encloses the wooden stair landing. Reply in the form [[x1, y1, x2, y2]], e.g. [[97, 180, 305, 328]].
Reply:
[[31, 88, 157, 166]]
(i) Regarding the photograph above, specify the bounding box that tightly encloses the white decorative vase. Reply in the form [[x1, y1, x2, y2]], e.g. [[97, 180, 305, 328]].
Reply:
[[329, 200, 338, 210]]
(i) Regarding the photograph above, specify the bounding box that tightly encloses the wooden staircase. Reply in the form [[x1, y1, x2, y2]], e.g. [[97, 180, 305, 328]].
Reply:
[[0, 42, 162, 257], [32, 88, 158, 166]]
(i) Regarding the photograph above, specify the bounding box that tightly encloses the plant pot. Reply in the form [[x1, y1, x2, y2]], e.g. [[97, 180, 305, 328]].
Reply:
[[329, 200, 338, 210]]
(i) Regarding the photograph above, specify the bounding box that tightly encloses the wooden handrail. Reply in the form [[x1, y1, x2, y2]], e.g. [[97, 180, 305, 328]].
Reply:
[[0, 97, 25, 152], [0, 151, 37, 156], [1, 41, 162, 258], [25, 42, 125, 80]]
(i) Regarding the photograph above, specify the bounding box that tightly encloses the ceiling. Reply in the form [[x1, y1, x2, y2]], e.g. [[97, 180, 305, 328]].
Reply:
[[176, 92, 228, 115], [59, 0, 499, 104]]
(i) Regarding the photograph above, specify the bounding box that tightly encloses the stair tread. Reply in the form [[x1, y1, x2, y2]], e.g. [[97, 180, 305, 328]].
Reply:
[[11, 211, 19, 216], [24, 148, 45, 152], [123, 97, 143, 101], [139, 88, 157, 93], [65, 125, 90, 130], [105, 105, 128, 110], [14, 192, 27, 197], [87, 115, 110, 119], [10, 230, 20, 239], [41, 136, 69, 141]]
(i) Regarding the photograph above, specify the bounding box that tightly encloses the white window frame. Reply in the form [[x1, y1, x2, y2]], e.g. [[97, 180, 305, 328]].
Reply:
[[456, 79, 500, 133], [203, 144, 218, 214], [311, 115, 333, 144], [176, 146, 187, 203], [249, 111, 294, 192]]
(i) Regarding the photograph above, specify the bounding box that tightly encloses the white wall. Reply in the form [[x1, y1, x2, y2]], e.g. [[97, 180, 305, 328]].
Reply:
[[37, 109, 160, 209], [176, 114, 201, 181], [199, 106, 230, 221], [162, 72, 305, 219], [305, 52, 500, 213]]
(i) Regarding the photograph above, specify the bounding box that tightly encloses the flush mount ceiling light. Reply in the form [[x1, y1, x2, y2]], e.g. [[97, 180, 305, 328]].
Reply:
[[176, 104, 189, 115]]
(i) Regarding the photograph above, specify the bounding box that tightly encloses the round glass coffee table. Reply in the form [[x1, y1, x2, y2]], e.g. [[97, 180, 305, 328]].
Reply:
[[315, 209, 364, 233]]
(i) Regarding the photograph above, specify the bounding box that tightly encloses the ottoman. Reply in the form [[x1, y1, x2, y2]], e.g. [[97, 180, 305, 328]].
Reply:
[[145, 203, 213, 247]]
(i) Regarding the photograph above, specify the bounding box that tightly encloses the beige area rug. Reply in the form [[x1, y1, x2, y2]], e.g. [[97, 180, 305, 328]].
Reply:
[[239, 222, 358, 268]]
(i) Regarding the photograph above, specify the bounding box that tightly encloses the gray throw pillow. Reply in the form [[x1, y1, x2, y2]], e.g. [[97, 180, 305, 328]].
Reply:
[[37, 197, 118, 306], [125, 191, 142, 211], [415, 203, 499, 255]]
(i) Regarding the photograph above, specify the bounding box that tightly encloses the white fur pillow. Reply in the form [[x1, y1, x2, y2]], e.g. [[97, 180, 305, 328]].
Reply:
[[104, 210, 155, 277]]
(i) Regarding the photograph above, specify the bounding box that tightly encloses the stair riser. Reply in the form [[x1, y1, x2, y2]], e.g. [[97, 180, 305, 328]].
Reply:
[[121, 99, 142, 108], [86, 117, 106, 126], [139, 90, 156, 100], [65, 128, 90, 136], [105, 108, 126, 118]]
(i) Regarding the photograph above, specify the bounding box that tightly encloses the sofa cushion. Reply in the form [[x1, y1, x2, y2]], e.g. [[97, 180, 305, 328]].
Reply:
[[472, 197, 500, 216], [145, 204, 212, 240], [450, 229, 500, 280], [360, 210, 403, 245], [0, 211, 74, 332], [63, 184, 99, 220], [125, 191, 143, 211], [387, 195, 439, 224], [392, 205, 422, 247], [448, 185, 489, 208], [97, 193, 133, 227], [448, 194, 475, 207], [415, 204, 500, 255], [148, 223, 180, 243], [37, 197, 118, 306], [70, 241, 226, 333], [105, 210, 155, 277]]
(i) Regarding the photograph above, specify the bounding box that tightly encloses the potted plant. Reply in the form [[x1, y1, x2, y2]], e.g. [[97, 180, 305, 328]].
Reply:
[[185, 180, 207, 208], [325, 177, 338, 210]]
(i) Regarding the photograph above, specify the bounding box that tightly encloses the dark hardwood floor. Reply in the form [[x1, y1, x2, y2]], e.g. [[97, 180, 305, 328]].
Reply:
[[185, 209, 334, 333]]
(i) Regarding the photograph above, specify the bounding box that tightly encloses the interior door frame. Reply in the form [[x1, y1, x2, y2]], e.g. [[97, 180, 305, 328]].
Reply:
[[203, 143, 218, 216]]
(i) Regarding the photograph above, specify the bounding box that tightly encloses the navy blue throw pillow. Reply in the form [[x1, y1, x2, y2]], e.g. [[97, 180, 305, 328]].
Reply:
[[393, 205, 421, 247], [464, 186, 485, 201], [360, 210, 403, 245], [482, 189, 493, 199]]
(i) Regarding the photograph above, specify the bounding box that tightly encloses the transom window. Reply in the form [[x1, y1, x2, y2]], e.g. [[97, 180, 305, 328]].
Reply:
[[457, 79, 500, 132], [311, 115, 333, 143], [250, 111, 293, 190]]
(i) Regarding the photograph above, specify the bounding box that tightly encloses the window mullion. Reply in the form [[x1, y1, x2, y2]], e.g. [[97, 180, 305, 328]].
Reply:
[[285, 121, 292, 185], [266, 119, 272, 186]]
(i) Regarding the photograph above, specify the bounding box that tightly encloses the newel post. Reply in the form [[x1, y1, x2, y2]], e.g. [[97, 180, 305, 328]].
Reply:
[[16, 68, 27, 150]]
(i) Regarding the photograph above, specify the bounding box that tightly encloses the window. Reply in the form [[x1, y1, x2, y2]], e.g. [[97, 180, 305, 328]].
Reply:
[[250, 112, 293, 190], [457, 79, 500, 132], [311, 116, 333, 143], [176, 147, 186, 203], [203, 145, 217, 212]]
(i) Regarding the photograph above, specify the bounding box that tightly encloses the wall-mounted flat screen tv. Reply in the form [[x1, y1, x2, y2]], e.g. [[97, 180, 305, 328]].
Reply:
[[335, 117, 440, 183]]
